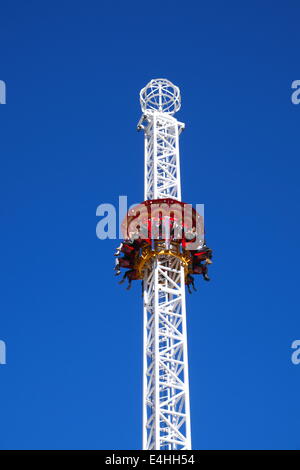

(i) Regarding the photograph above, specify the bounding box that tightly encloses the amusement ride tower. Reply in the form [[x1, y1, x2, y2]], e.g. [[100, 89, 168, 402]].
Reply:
[[116, 79, 212, 450]]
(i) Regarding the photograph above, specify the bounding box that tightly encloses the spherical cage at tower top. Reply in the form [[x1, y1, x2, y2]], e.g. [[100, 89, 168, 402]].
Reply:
[[140, 78, 181, 115]]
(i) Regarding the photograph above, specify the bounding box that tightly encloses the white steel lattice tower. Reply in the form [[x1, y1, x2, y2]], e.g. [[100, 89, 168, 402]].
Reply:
[[138, 79, 191, 450]]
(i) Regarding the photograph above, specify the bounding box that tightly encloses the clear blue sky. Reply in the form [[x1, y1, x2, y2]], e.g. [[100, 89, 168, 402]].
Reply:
[[0, 0, 299, 450]]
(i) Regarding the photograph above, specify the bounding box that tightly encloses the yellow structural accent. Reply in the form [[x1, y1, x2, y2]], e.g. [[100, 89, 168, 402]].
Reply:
[[134, 245, 191, 280]]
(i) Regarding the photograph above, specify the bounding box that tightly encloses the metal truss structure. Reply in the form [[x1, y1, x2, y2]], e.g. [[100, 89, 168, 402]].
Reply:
[[138, 79, 192, 450]]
